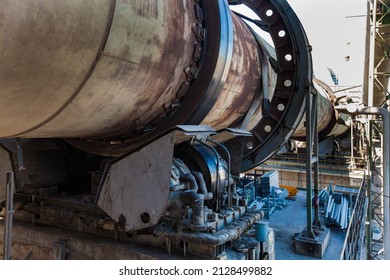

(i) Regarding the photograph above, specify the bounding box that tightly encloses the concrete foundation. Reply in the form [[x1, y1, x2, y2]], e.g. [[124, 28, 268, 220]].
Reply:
[[294, 226, 331, 259], [0, 216, 263, 260], [0, 220, 179, 260]]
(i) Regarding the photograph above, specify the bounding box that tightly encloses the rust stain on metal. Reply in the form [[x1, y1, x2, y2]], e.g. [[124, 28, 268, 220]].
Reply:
[[292, 79, 336, 140], [1, 0, 198, 140], [132, 0, 159, 19], [202, 13, 261, 130], [0, 0, 113, 137], [118, 213, 127, 230]]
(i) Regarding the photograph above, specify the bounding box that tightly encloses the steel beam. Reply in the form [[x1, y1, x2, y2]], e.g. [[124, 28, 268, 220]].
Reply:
[[3, 171, 15, 260]]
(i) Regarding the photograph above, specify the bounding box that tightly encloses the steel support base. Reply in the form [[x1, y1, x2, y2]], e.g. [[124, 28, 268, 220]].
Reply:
[[294, 226, 330, 259]]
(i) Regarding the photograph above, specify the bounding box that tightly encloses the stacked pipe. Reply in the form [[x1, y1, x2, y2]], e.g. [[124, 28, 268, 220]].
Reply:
[[325, 193, 353, 230], [318, 186, 330, 203]]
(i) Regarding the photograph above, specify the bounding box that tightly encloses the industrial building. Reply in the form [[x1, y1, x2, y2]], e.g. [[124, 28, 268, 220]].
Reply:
[[0, 0, 388, 261]]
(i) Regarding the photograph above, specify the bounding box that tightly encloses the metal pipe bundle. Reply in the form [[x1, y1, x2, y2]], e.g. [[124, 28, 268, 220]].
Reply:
[[325, 193, 352, 230]]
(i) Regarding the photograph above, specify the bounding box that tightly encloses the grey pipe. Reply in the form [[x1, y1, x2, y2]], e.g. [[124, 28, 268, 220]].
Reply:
[[363, 0, 390, 107], [154, 210, 264, 245], [191, 171, 213, 200], [180, 190, 204, 228], [180, 173, 199, 193], [179, 173, 205, 228]]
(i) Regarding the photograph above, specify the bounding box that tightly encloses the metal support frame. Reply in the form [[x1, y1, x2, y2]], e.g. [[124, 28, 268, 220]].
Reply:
[[368, 0, 390, 106], [3, 171, 15, 260], [365, 0, 390, 260], [349, 118, 357, 170], [366, 121, 374, 259], [367, 118, 386, 259], [305, 83, 321, 238], [344, 105, 390, 259], [368, 0, 378, 108], [340, 179, 368, 260]]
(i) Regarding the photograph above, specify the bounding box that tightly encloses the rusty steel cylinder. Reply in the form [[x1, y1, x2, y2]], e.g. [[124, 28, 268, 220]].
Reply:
[[292, 79, 337, 141], [1, 0, 199, 138], [0, 0, 339, 167], [292, 79, 348, 140], [0, 0, 261, 143], [201, 13, 261, 130]]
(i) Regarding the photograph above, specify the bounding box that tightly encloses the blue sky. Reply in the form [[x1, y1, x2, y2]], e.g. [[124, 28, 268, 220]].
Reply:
[[287, 0, 367, 86], [232, 0, 367, 86]]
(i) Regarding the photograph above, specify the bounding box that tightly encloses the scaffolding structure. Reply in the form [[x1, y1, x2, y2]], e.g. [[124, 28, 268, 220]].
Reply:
[[366, 0, 390, 260]]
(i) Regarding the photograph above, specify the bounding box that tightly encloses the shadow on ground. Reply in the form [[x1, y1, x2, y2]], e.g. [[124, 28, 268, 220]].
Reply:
[[265, 189, 346, 260]]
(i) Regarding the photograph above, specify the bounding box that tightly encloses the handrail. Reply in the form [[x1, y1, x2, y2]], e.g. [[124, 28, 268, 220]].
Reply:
[[340, 177, 368, 260]]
